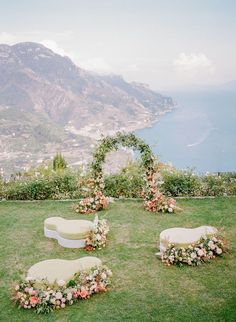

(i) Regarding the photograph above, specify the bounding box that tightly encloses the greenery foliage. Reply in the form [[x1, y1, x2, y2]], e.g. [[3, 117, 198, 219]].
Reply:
[[52, 153, 67, 171], [161, 169, 201, 196], [2, 169, 81, 200], [0, 159, 235, 201], [104, 162, 145, 198]]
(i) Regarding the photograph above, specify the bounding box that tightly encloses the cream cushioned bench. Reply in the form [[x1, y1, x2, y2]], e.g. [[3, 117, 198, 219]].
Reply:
[[44, 217, 95, 248], [159, 225, 218, 254], [27, 257, 102, 284]]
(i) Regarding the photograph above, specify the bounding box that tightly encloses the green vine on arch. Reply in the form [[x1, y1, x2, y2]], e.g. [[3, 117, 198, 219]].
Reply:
[[74, 132, 176, 214]]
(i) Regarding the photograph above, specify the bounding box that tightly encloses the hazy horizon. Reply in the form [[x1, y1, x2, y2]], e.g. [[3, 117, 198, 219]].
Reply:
[[0, 0, 235, 91]]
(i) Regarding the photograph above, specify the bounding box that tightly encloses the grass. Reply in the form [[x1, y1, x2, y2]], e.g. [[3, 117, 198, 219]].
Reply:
[[0, 198, 236, 322]]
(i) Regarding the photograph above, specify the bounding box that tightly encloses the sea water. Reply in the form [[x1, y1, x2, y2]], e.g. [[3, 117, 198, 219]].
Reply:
[[136, 90, 236, 173]]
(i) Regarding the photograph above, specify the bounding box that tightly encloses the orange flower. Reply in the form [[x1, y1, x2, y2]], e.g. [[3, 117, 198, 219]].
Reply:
[[85, 245, 95, 251], [79, 290, 89, 299], [97, 284, 106, 292], [30, 296, 39, 305]]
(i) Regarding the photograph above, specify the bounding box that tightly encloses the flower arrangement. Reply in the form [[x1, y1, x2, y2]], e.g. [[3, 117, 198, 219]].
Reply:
[[73, 191, 108, 214], [74, 132, 177, 214], [161, 235, 227, 266], [85, 216, 109, 250], [74, 176, 108, 214], [13, 266, 112, 314], [142, 169, 177, 213]]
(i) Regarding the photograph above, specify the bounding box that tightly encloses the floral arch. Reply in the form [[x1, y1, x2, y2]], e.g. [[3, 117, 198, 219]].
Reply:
[[74, 132, 176, 214]]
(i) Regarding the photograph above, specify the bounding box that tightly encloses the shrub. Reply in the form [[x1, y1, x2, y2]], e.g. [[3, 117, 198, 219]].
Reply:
[[1, 162, 236, 200], [3, 172, 81, 200], [53, 153, 67, 171], [104, 162, 145, 198], [200, 174, 226, 196], [161, 170, 201, 197]]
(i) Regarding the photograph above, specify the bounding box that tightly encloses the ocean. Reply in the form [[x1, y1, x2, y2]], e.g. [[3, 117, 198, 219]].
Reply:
[[136, 89, 236, 173]]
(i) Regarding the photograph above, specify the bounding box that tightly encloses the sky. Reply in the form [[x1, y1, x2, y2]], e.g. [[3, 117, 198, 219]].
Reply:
[[0, 0, 235, 90]]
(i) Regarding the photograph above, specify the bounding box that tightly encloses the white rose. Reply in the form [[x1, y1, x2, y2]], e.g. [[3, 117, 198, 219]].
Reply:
[[57, 279, 66, 287], [208, 251, 213, 257], [168, 208, 173, 212], [96, 234, 102, 241], [190, 252, 197, 259], [67, 292, 72, 301], [55, 291, 63, 300], [208, 241, 216, 250], [15, 285, 20, 291], [101, 272, 107, 280], [61, 303, 66, 308], [210, 244, 216, 250], [197, 249, 204, 257], [216, 247, 222, 255]]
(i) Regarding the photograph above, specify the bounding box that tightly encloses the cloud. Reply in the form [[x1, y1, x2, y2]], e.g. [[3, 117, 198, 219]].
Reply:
[[0, 32, 17, 44], [39, 39, 75, 59], [173, 52, 214, 73], [122, 63, 139, 72], [79, 57, 112, 73], [0, 32, 76, 61]]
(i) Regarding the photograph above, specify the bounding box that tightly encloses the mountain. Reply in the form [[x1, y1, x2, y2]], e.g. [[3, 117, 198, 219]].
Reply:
[[0, 42, 174, 175]]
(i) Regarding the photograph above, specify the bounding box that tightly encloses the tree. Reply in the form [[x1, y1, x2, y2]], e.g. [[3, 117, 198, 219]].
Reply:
[[53, 153, 67, 171]]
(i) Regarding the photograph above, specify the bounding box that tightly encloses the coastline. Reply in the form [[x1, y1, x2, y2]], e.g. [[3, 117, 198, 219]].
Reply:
[[0, 105, 177, 177], [66, 105, 177, 141]]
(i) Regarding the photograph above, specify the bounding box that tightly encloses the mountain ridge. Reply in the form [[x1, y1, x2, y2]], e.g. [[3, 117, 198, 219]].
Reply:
[[0, 41, 174, 175]]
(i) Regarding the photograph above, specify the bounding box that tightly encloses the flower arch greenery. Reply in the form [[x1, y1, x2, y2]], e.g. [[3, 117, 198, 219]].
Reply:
[[74, 132, 176, 214]]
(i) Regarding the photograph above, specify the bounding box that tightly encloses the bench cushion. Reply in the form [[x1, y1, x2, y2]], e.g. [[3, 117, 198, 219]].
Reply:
[[44, 217, 94, 240], [27, 257, 102, 284]]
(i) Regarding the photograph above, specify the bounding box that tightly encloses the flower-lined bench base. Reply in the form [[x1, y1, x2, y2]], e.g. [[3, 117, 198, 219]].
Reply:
[[157, 226, 227, 266], [160, 235, 226, 266], [13, 257, 112, 314]]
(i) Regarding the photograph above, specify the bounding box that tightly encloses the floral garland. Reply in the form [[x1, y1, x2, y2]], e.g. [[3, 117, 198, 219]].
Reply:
[[85, 216, 109, 251], [142, 169, 177, 213], [75, 132, 177, 214], [13, 266, 112, 314], [161, 235, 227, 266]]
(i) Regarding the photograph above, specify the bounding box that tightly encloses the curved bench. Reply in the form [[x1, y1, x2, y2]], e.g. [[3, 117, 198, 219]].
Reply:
[[44, 217, 95, 248], [27, 256, 102, 284], [159, 225, 218, 254]]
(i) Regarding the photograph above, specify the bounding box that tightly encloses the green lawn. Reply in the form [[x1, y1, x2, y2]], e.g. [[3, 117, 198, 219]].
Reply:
[[0, 198, 236, 322]]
